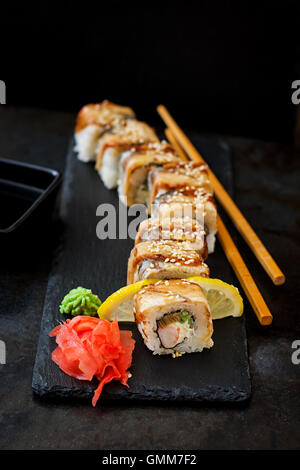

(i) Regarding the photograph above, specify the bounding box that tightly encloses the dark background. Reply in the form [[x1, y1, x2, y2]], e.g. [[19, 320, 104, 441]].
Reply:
[[1, 0, 300, 142]]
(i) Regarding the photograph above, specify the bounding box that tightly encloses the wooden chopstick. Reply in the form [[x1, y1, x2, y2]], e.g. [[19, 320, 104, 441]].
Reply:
[[217, 216, 273, 325], [158, 105, 285, 286], [165, 127, 273, 326]]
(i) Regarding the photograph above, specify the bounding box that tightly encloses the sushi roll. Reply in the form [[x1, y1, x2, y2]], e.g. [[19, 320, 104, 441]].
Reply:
[[127, 240, 209, 285], [135, 217, 208, 260], [151, 189, 217, 254], [134, 279, 214, 356], [74, 101, 135, 162], [118, 142, 181, 206], [147, 161, 213, 207], [95, 119, 159, 189]]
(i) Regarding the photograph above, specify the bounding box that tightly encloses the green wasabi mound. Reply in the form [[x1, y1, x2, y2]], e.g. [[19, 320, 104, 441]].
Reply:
[[59, 286, 101, 317]]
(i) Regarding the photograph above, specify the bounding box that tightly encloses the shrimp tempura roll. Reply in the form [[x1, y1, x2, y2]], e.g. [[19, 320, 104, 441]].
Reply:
[[135, 217, 208, 260], [95, 119, 159, 189], [74, 101, 135, 162], [127, 240, 209, 285], [118, 142, 181, 206], [134, 279, 214, 356]]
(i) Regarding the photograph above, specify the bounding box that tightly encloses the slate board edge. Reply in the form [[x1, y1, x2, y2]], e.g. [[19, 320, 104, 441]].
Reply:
[[32, 381, 250, 403]]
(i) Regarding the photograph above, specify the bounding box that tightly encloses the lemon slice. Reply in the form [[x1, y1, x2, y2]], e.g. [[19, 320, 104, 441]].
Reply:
[[187, 276, 243, 319], [97, 279, 158, 322], [98, 277, 243, 322]]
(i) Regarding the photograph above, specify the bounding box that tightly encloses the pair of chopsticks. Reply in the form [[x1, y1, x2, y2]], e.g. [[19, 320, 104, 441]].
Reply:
[[159, 105, 285, 326]]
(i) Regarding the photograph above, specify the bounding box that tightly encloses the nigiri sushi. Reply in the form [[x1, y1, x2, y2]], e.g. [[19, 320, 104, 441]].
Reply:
[[134, 279, 214, 356]]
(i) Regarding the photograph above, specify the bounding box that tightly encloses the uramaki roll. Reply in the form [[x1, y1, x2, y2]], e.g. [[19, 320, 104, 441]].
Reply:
[[118, 142, 181, 206], [147, 161, 213, 208], [134, 279, 214, 356], [95, 119, 159, 189], [135, 217, 208, 260], [151, 189, 217, 254], [74, 101, 135, 162], [127, 240, 209, 285]]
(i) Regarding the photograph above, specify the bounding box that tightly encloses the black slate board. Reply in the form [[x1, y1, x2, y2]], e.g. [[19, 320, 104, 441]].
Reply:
[[32, 134, 251, 403]]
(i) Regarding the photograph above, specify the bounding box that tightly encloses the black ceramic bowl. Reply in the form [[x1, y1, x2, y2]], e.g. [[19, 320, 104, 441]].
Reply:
[[0, 158, 62, 236]]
